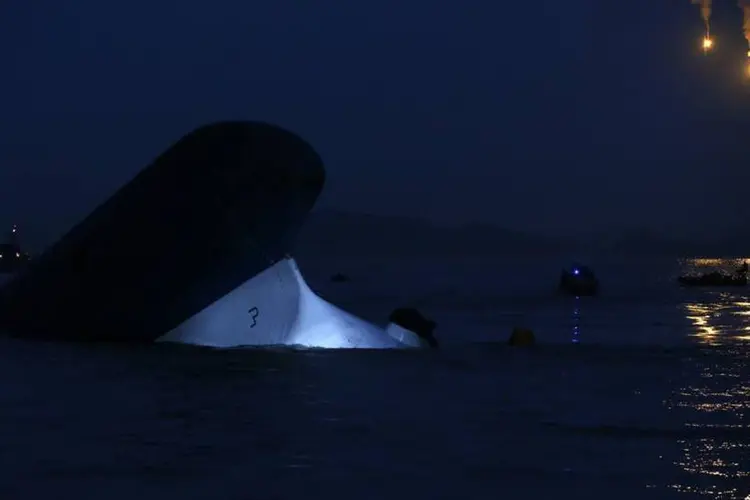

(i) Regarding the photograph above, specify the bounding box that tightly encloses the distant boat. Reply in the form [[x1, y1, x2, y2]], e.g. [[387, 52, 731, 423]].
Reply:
[[677, 270, 747, 287], [559, 264, 599, 296], [677, 261, 748, 287], [0, 225, 30, 275]]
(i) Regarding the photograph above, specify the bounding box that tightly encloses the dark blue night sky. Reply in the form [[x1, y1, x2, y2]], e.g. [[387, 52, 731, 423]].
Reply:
[[1, 0, 749, 247]]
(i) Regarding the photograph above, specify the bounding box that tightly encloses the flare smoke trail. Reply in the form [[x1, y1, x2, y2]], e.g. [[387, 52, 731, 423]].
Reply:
[[691, 0, 713, 52], [692, 0, 712, 28], [740, 1, 750, 51]]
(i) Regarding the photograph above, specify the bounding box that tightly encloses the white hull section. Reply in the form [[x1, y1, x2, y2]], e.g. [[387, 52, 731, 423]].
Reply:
[[384, 322, 430, 348], [156, 258, 416, 349]]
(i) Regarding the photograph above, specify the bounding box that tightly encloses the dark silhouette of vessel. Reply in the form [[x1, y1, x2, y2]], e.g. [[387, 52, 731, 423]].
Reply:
[[559, 264, 599, 296], [677, 262, 748, 287], [0, 121, 439, 350], [0, 122, 325, 342]]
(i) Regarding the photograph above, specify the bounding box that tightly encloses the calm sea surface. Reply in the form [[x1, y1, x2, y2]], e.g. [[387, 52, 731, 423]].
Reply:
[[0, 255, 748, 499]]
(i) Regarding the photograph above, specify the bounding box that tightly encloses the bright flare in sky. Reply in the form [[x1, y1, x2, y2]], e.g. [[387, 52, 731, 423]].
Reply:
[[691, 0, 713, 52]]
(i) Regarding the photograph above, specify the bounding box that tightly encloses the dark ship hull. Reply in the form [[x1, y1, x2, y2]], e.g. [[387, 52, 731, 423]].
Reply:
[[0, 121, 325, 342], [559, 267, 599, 297], [559, 279, 599, 296], [677, 274, 747, 287]]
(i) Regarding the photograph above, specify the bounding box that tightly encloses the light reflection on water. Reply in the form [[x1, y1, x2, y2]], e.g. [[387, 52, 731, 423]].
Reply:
[[683, 295, 750, 345], [547, 258, 750, 498], [571, 296, 581, 344], [680, 256, 750, 347], [669, 259, 750, 498], [1, 255, 749, 498], [666, 358, 750, 498]]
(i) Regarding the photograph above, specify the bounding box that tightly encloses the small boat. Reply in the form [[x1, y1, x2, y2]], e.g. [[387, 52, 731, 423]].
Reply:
[[677, 264, 748, 287], [559, 264, 599, 296]]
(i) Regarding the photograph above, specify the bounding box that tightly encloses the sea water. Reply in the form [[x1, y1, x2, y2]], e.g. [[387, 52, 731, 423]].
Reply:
[[0, 255, 747, 499]]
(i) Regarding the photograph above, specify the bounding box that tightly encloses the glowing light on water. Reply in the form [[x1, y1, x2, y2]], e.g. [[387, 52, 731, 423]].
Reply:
[[665, 327, 750, 497], [571, 297, 581, 344], [683, 288, 750, 344], [684, 303, 721, 345]]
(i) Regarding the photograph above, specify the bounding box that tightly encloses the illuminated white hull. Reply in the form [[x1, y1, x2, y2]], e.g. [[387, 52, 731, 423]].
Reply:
[[156, 257, 421, 349]]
